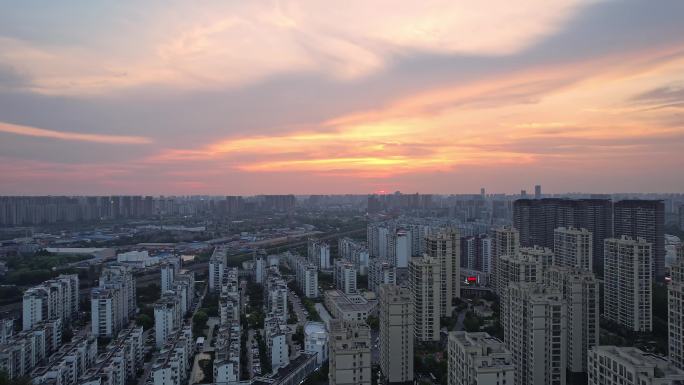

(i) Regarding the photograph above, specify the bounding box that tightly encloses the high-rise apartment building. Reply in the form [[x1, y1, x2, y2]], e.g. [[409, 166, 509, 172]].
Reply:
[[308, 239, 331, 270], [492, 226, 519, 294], [209, 247, 227, 292], [160, 262, 176, 292], [502, 283, 567, 385], [426, 229, 460, 317], [543, 266, 599, 375], [378, 285, 414, 384], [329, 320, 371, 385], [588, 346, 684, 385], [22, 274, 79, 331], [448, 331, 515, 385], [513, 198, 612, 274], [91, 265, 136, 338], [604, 236, 653, 332], [614, 200, 665, 279], [368, 259, 396, 293], [553, 227, 593, 271], [409, 254, 441, 342], [668, 244, 684, 370], [334, 259, 358, 294], [154, 293, 182, 349]]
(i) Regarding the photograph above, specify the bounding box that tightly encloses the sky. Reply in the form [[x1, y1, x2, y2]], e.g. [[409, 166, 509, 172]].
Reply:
[[0, 0, 683, 195]]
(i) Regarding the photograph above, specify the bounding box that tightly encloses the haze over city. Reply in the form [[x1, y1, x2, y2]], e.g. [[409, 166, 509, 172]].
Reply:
[[1, 0, 683, 194]]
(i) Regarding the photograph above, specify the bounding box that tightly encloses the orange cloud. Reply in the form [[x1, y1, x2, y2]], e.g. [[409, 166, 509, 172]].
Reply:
[[0, 122, 152, 144]]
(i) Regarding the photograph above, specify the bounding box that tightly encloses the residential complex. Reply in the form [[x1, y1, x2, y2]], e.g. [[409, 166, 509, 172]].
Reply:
[[448, 331, 515, 385], [379, 284, 414, 384]]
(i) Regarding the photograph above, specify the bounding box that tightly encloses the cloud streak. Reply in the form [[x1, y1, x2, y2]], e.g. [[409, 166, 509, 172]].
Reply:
[[0, 122, 152, 144]]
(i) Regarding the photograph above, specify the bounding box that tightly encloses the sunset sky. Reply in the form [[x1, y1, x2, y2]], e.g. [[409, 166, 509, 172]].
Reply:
[[1, 0, 683, 195]]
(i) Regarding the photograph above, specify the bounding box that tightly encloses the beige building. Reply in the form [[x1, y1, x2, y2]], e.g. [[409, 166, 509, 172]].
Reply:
[[502, 283, 567, 385], [588, 346, 684, 385], [604, 236, 653, 332], [544, 266, 599, 375], [329, 320, 371, 385], [668, 244, 684, 370], [378, 284, 414, 384], [324, 290, 377, 322], [554, 227, 593, 271], [426, 229, 460, 317], [493, 226, 520, 294], [409, 254, 441, 342], [448, 331, 515, 385]]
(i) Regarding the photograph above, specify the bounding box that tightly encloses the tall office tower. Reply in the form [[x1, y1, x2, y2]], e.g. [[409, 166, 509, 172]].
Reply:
[[513, 198, 612, 275], [543, 266, 599, 375], [534, 185, 542, 199], [553, 227, 593, 271], [492, 226, 519, 294], [160, 262, 176, 292], [480, 188, 486, 199], [334, 259, 358, 294], [308, 239, 331, 270], [669, 244, 684, 369], [588, 346, 684, 385], [614, 200, 665, 279], [368, 259, 396, 293], [329, 320, 371, 385], [502, 283, 567, 385], [448, 331, 515, 385], [378, 285, 414, 384], [426, 229, 460, 317], [604, 236, 653, 332], [409, 254, 441, 342], [209, 247, 227, 292]]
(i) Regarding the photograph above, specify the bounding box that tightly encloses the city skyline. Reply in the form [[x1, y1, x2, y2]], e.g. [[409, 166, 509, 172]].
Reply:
[[1, 1, 683, 195]]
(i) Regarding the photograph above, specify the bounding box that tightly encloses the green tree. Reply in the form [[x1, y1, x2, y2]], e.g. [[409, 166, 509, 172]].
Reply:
[[136, 314, 154, 330], [193, 311, 209, 335]]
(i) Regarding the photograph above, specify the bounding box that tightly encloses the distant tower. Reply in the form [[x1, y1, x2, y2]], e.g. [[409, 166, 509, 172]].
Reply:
[[521, 190, 527, 198], [535, 185, 542, 199], [480, 188, 485, 199]]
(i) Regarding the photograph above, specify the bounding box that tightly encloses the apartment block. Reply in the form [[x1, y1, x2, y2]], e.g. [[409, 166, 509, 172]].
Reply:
[[379, 285, 413, 384], [604, 236, 653, 332], [588, 346, 684, 385], [329, 320, 371, 385], [426, 229, 460, 317], [409, 254, 441, 342], [554, 227, 593, 271], [448, 331, 514, 385]]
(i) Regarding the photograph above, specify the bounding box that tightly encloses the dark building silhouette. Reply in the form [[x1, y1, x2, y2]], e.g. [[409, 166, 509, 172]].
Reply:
[[513, 198, 613, 276], [613, 200, 665, 279]]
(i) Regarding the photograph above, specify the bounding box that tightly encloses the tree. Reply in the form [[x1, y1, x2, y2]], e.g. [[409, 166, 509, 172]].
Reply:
[[193, 311, 209, 334], [463, 312, 482, 332], [366, 315, 379, 330], [136, 314, 154, 330]]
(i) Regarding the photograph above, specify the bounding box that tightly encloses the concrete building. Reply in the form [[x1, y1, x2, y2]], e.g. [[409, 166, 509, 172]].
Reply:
[[668, 245, 684, 370], [22, 274, 79, 331], [492, 226, 519, 294], [426, 229, 460, 317], [497, 252, 543, 299], [209, 247, 227, 292], [329, 320, 371, 385], [553, 227, 593, 271], [339, 238, 370, 275], [409, 254, 441, 342], [154, 293, 182, 349], [604, 236, 653, 332], [614, 200, 665, 279], [213, 322, 240, 385], [334, 259, 358, 294], [308, 240, 331, 270], [77, 327, 142, 385], [588, 346, 684, 385], [255, 254, 266, 284], [378, 285, 413, 384], [448, 331, 514, 385], [91, 265, 136, 338], [502, 283, 567, 385], [368, 259, 396, 294], [265, 317, 289, 371], [390, 230, 411, 268], [116, 250, 159, 268], [151, 326, 193, 385], [160, 262, 176, 293], [0, 319, 63, 379], [543, 266, 599, 375], [293, 254, 319, 298], [324, 290, 377, 322], [304, 322, 328, 366]]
